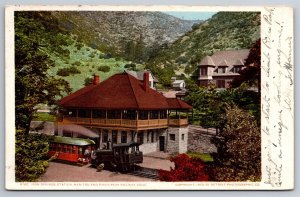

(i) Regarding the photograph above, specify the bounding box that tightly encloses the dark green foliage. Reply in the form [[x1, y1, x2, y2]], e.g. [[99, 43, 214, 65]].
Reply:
[[185, 87, 260, 131], [15, 130, 52, 181], [75, 42, 84, 50], [56, 66, 81, 76], [84, 77, 93, 86], [15, 11, 71, 132], [73, 61, 81, 66], [207, 105, 261, 181], [98, 65, 110, 72], [124, 63, 137, 71]]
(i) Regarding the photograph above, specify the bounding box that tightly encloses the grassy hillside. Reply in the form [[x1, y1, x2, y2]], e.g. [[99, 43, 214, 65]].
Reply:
[[146, 12, 261, 84], [46, 37, 144, 92]]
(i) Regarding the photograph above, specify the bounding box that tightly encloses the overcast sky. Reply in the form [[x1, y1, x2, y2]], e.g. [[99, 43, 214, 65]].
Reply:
[[162, 11, 216, 21]]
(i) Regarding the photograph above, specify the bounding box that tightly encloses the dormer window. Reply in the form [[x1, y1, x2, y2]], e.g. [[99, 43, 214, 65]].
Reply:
[[200, 67, 207, 76], [233, 66, 242, 73], [218, 67, 226, 73]]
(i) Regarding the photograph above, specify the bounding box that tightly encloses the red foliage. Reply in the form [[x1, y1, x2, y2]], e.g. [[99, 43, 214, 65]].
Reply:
[[158, 154, 209, 182]]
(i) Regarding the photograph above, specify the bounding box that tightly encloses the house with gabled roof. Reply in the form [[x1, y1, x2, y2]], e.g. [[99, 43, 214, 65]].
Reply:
[[198, 49, 249, 88], [125, 70, 159, 89], [57, 72, 192, 154]]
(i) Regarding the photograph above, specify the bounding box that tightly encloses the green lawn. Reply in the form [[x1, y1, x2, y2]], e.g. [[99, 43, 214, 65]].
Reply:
[[33, 112, 56, 122], [187, 152, 214, 162]]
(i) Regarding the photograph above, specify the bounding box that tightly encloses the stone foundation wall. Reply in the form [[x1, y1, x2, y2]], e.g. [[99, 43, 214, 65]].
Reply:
[[188, 129, 217, 153]]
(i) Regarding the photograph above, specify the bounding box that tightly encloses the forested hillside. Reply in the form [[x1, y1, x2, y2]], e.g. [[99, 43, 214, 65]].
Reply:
[[146, 12, 260, 86]]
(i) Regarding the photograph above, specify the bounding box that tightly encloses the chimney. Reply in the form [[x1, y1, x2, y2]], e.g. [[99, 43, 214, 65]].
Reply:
[[143, 72, 149, 92], [93, 75, 100, 85]]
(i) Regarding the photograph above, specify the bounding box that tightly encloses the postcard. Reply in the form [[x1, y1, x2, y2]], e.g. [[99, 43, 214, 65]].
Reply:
[[5, 5, 294, 190]]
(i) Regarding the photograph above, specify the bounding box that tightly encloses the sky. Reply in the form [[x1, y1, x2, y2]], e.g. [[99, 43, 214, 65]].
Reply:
[[162, 11, 216, 21]]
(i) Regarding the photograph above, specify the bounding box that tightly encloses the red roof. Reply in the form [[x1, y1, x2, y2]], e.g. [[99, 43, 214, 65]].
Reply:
[[60, 73, 179, 110], [166, 98, 192, 110]]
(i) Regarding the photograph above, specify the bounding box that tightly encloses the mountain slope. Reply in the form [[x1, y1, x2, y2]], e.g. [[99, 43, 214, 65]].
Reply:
[[146, 12, 261, 83], [48, 11, 199, 62]]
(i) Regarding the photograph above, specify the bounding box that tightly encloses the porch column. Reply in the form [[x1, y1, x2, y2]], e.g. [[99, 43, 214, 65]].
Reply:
[[105, 110, 107, 124], [136, 110, 139, 127], [120, 110, 123, 125], [76, 109, 78, 122]]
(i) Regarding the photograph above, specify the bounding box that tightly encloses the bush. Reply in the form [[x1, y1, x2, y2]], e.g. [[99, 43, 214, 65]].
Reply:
[[207, 105, 261, 181], [57, 66, 81, 76], [97, 65, 110, 73], [73, 61, 81, 66], [15, 130, 51, 181], [124, 63, 136, 71], [158, 154, 209, 181]]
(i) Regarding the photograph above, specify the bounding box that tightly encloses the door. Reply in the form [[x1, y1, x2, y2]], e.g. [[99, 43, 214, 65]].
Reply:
[[159, 136, 165, 151]]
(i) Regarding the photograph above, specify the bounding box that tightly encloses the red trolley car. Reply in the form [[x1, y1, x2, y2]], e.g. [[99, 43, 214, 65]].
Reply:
[[48, 136, 96, 164]]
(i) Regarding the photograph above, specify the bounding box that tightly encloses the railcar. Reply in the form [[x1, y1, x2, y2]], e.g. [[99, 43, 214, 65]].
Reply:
[[48, 136, 96, 164], [91, 142, 143, 171]]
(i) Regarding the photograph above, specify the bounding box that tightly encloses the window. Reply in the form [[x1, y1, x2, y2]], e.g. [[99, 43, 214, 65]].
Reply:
[[139, 111, 148, 120], [92, 110, 106, 118], [137, 132, 144, 144], [72, 146, 77, 154], [200, 67, 207, 76], [233, 67, 242, 73], [159, 110, 167, 119], [217, 80, 225, 88], [123, 110, 136, 120], [78, 109, 90, 118], [181, 134, 185, 140], [150, 111, 158, 119], [66, 145, 71, 153], [107, 110, 121, 119], [218, 67, 226, 73], [112, 130, 118, 144], [169, 134, 175, 141], [63, 145, 67, 153], [121, 131, 127, 143], [102, 130, 108, 142]]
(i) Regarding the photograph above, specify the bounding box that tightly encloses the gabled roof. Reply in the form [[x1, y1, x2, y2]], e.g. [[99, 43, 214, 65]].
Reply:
[[232, 59, 245, 66], [166, 98, 192, 110], [199, 49, 249, 68], [199, 56, 215, 66], [217, 60, 228, 67], [60, 73, 170, 110], [125, 70, 159, 82]]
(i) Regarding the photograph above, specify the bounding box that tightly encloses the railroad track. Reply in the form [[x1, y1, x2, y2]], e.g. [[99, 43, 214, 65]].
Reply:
[[126, 166, 159, 180]]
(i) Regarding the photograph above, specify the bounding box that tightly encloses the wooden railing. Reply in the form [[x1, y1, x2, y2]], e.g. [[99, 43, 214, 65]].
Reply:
[[62, 116, 170, 128], [168, 118, 188, 127]]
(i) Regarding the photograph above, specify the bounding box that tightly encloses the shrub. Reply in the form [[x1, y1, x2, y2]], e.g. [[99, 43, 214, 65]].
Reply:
[[56, 66, 81, 76], [73, 61, 81, 66], [97, 65, 110, 73], [15, 130, 51, 181], [124, 63, 136, 71], [158, 154, 209, 182], [207, 105, 261, 181]]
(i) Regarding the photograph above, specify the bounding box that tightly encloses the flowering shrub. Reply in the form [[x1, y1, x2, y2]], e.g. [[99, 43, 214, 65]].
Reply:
[[159, 154, 209, 182]]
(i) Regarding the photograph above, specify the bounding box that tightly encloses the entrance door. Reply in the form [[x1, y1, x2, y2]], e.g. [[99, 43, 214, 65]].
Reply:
[[159, 136, 165, 151]]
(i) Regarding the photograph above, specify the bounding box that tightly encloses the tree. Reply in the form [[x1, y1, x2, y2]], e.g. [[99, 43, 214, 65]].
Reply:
[[185, 87, 226, 134], [207, 105, 261, 181], [231, 39, 261, 93], [15, 130, 51, 181], [15, 12, 71, 133]]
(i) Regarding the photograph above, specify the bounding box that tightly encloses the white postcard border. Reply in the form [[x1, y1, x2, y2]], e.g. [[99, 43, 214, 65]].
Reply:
[[5, 5, 294, 190]]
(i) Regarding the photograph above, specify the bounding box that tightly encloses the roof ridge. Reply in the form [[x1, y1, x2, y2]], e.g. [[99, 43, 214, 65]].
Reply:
[[126, 73, 140, 109]]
